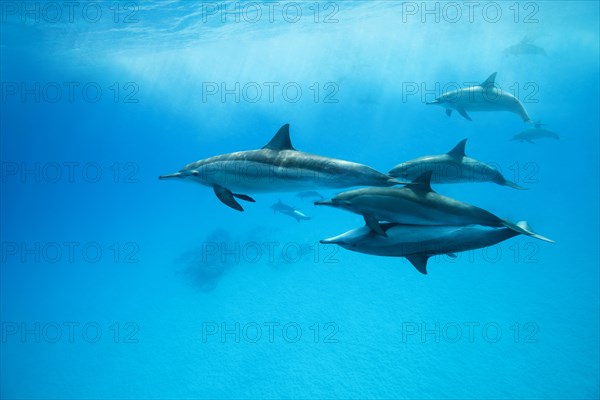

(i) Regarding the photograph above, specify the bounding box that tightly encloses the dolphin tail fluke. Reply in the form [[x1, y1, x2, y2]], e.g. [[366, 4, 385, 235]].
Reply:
[[503, 220, 555, 243], [213, 184, 254, 212], [405, 255, 429, 275], [502, 179, 528, 190]]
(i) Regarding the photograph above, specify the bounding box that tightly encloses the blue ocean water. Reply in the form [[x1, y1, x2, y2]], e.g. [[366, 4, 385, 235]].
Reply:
[[1, 1, 599, 399]]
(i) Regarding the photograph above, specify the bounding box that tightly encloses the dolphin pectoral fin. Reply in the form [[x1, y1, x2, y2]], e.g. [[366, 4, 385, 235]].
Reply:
[[503, 220, 555, 243], [457, 108, 472, 121], [363, 215, 387, 237], [447, 253, 458, 259], [445, 109, 453, 117], [526, 139, 535, 144], [502, 179, 528, 190], [213, 185, 245, 212], [406, 255, 429, 275], [232, 193, 256, 202]]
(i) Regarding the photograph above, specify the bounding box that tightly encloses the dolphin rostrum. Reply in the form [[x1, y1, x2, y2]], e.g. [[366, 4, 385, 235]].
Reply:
[[320, 221, 551, 274], [512, 123, 560, 143], [389, 139, 525, 189], [315, 171, 553, 241], [271, 199, 311, 222], [159, 124, 401, 211], [426, 72, 532, 122]]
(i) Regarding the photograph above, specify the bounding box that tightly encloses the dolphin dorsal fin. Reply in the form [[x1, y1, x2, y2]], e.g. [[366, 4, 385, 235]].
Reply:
[[447, 139, 468, 158], [480, 72, 497, 88], [262, 124, 295, 151], [406, 171, 433, 192]]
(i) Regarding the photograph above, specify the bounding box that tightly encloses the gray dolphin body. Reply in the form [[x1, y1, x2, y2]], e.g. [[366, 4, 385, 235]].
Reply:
[[315, 171, 552, 242], [389, 139, 525, 189], [512, 124, 560, 143], [426, 72, 531, 122], [320, 222, 546, 274], [159, 124, 399, 211], [271, 200, 311, 222]]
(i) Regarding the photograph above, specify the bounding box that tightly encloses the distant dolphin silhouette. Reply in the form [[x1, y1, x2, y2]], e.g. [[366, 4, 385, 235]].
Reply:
[[297, 191, 325, 200], [512, 123, 560, 143], [503, 36, 547, 57], [159, 124, 401, 211], [271, 199, 311, 222], [427, 72, 532, 122]]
